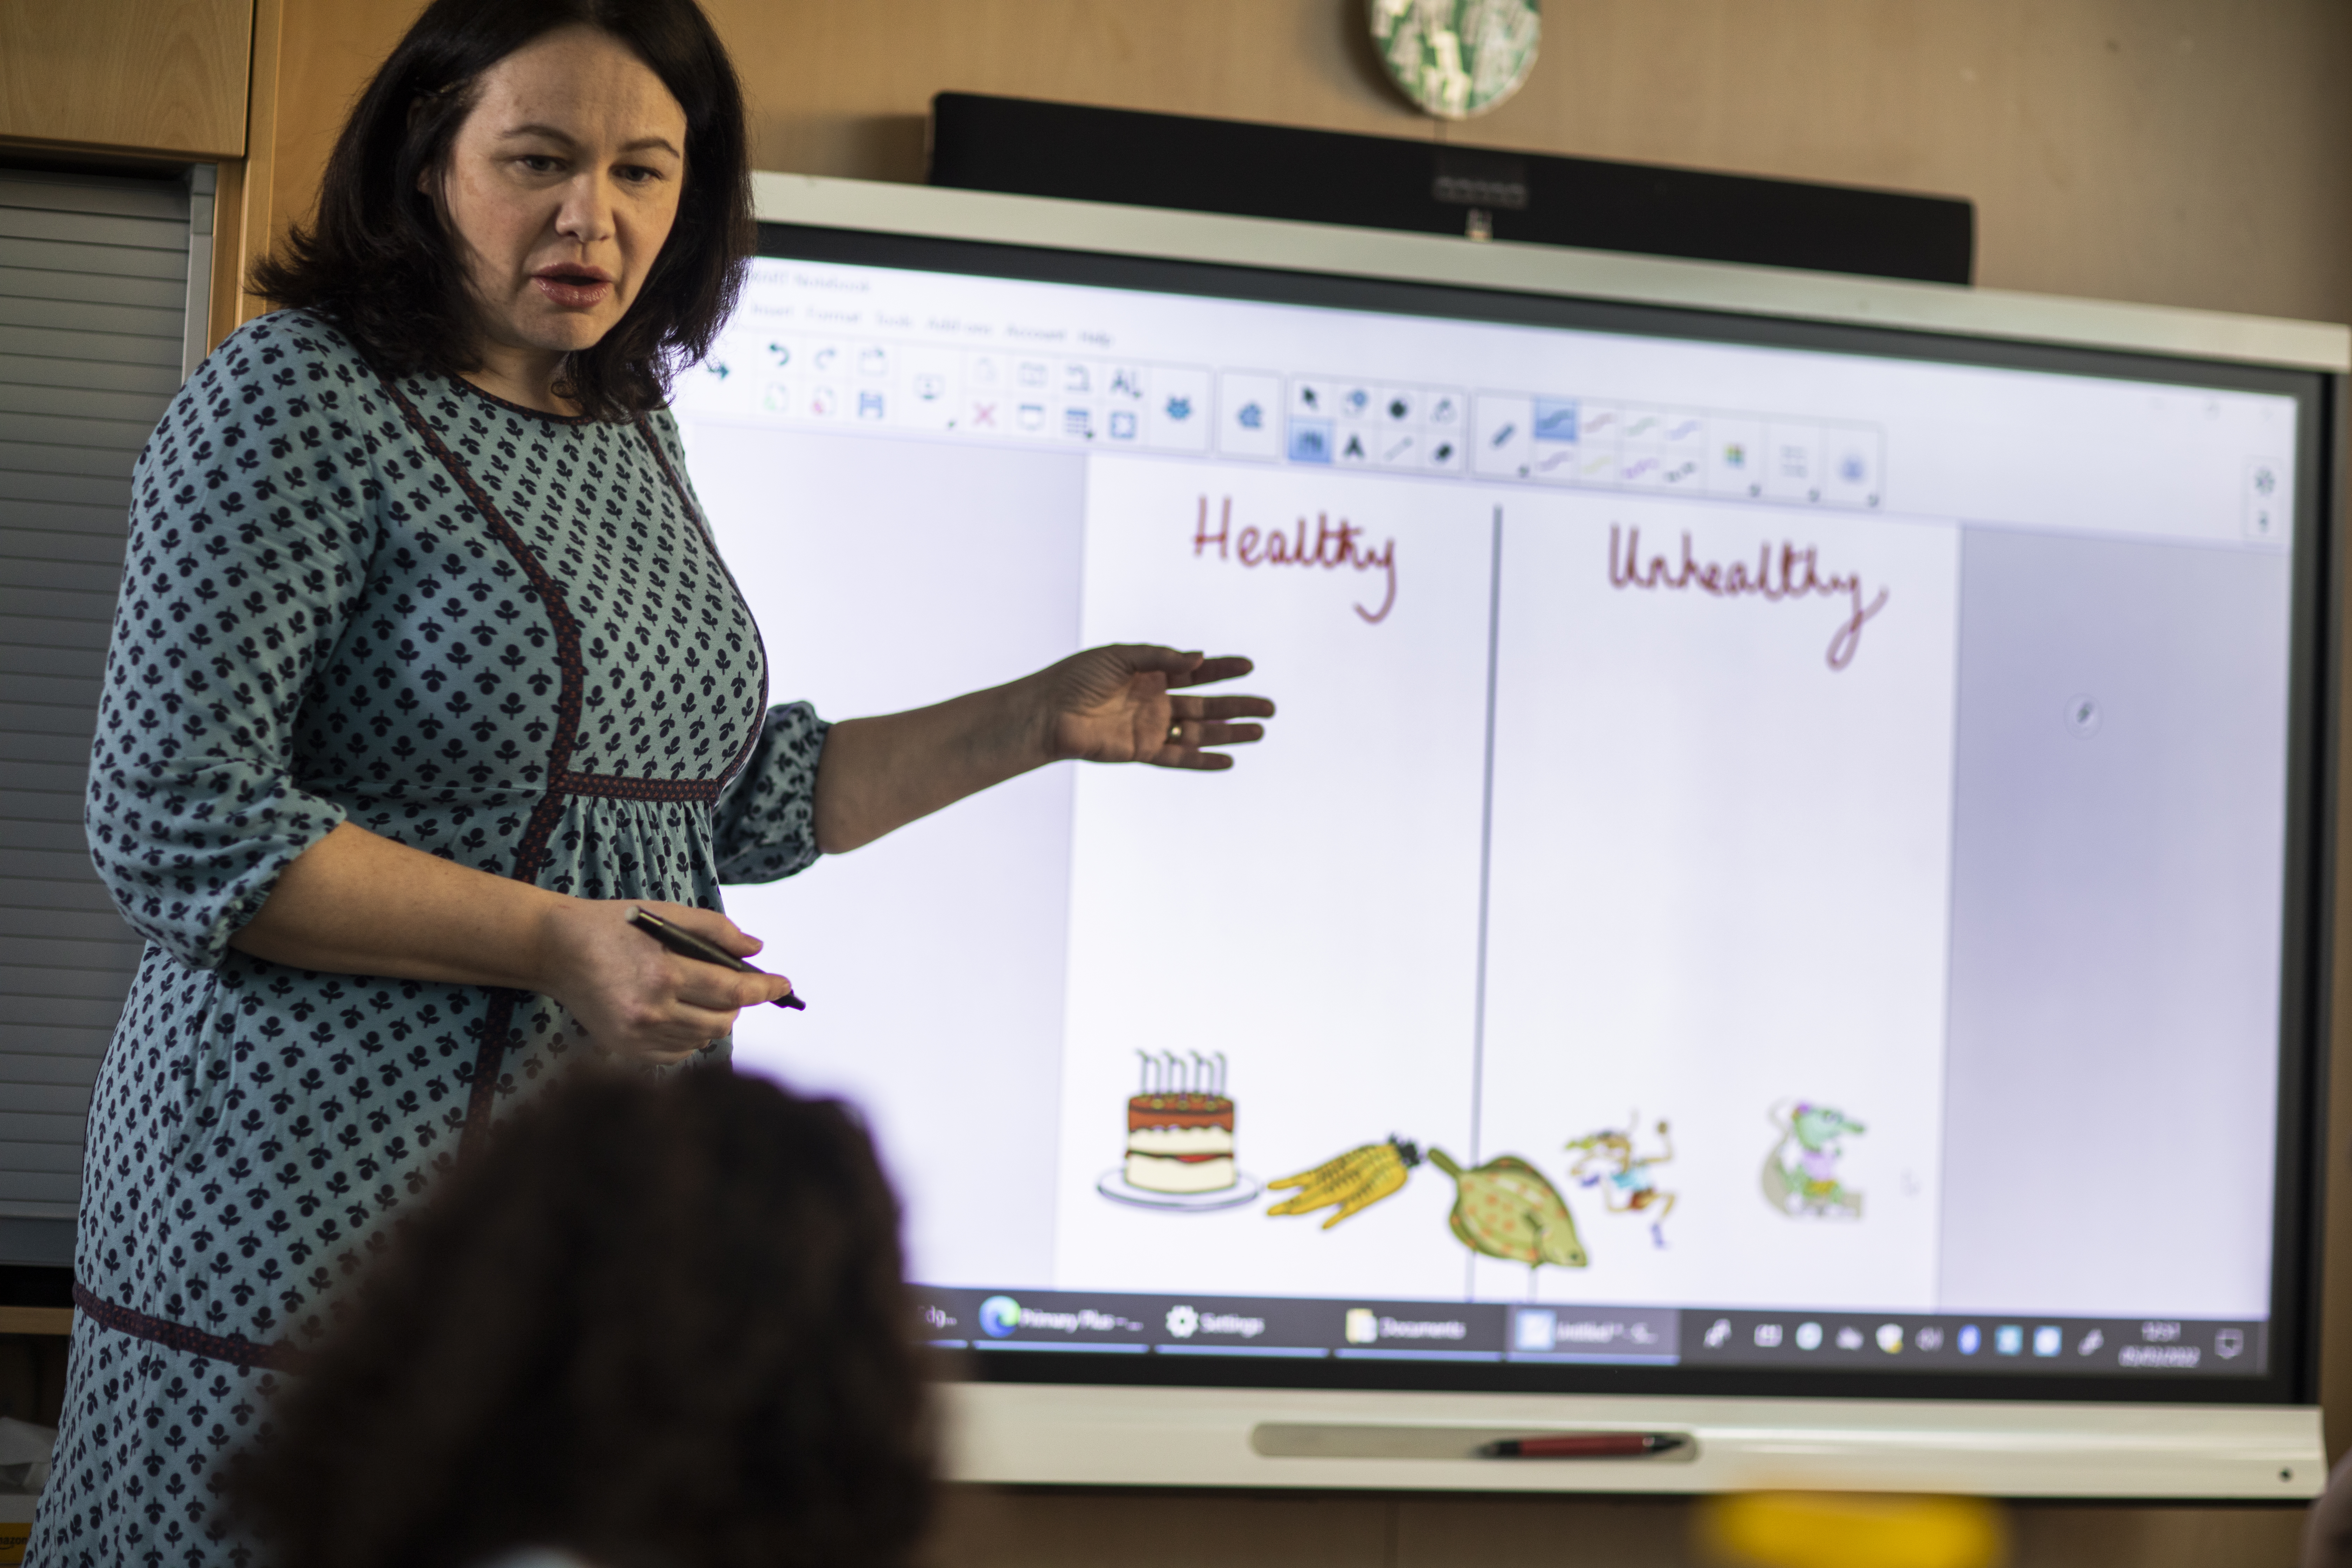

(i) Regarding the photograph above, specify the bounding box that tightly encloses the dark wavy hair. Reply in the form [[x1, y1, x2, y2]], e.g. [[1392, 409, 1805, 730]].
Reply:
[[227, 1070, 936, 1568], [252, 0, 752, 419]]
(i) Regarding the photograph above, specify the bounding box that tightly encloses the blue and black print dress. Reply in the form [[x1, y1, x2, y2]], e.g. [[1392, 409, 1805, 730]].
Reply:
[[30, 310, 828, 1566]]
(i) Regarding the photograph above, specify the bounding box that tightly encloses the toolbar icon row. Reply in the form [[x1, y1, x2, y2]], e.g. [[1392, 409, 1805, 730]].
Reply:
[[1475, 393, 1883, 507], [685, 335, 1217, 453]]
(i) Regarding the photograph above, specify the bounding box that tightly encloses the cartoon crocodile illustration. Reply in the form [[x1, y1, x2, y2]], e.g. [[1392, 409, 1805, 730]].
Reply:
[[1761, 1101, 1865, 1219]]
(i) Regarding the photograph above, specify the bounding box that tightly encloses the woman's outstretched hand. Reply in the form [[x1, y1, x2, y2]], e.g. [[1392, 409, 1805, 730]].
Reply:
[[812, 644, 1277, 852], [1035, 645, 1275, 771]]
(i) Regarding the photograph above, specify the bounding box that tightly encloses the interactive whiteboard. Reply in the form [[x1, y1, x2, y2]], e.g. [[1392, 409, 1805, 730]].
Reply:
[[668, 199, 2327, 1428]]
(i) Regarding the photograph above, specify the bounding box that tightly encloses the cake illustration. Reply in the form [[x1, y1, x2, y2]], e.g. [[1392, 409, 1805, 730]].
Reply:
[[1128, 1053, 1235, 1193], [1099, 1052, 1258, 1210]]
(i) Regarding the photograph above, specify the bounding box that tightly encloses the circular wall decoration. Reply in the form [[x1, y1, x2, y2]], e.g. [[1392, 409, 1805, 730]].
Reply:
[[1370, 0, 1541, 121]]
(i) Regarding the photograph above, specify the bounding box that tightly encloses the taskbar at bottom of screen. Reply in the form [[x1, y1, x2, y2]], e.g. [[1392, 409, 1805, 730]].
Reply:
[[912, 1287, 2269, 1379]]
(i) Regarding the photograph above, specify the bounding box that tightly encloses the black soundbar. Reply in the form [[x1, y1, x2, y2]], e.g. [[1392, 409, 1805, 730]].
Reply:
[[927, 93, 1973, 287]]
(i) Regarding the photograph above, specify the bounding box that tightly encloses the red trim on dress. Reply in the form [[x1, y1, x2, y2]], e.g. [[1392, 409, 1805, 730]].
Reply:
[[72, 1281, 308, 1373]]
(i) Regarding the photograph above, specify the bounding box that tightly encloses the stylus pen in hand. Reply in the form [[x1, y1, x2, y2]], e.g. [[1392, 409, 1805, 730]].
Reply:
[[626, 906, 805, 1010]]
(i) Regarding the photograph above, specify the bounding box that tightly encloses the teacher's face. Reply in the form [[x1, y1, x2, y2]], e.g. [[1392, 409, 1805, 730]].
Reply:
[[438, 26, 688, 363]]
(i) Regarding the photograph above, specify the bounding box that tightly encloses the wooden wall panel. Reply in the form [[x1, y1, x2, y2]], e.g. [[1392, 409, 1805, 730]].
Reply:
[[0, 0, 252, 160], [212, 0, 281, 349], [699, 0, 2352, 327], [257, 0, 411, 304], [1465, 0, 2352, 326], [255, 0, 2352, 328]]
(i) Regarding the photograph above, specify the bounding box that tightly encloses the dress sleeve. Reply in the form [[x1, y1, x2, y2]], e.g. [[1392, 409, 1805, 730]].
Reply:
[[713, 701, 831, 883], [84, 315, 380, 969]]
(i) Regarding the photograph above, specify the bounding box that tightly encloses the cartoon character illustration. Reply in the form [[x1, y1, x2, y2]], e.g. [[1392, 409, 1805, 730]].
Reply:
[[1267, 1138, 1588, 1272], [1762, 1101, 1865, 1219], [1565, 1114, 1677, 1248]]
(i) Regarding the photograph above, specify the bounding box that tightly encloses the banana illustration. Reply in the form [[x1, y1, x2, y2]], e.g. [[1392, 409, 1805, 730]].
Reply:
[[1266, 1137, 1423, 1229]]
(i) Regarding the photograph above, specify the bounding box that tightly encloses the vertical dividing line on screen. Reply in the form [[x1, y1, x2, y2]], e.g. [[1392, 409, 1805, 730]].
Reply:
[[1469, 503, 1504, 1176]]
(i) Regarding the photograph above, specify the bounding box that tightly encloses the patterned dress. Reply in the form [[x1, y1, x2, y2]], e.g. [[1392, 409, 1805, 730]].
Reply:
[[30, 311, 828, 1567]]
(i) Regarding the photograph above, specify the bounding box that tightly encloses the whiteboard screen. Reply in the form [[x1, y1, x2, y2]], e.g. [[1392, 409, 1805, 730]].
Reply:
[[671, 232, 2322, 1399]]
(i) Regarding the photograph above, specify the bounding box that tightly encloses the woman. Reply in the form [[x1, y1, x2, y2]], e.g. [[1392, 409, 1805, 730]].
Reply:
[[31, 1, 1272, 1562], [228, 1069, 932, 1568]]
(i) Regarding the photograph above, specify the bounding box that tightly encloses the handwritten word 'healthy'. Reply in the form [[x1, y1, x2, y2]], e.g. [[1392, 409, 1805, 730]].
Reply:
[[1192, 497, 1398, 624], [1608, 525, 1889, 671]]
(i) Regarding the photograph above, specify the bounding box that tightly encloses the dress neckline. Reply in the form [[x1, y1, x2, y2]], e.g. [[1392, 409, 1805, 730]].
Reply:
[[448, 372, 598, 427]]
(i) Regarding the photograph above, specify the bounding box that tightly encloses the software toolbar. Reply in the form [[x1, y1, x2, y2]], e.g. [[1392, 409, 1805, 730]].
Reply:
[[679, 337, 1889, 513], [673, 258, 2298, 554], [912, 1287, 2264, 1378]]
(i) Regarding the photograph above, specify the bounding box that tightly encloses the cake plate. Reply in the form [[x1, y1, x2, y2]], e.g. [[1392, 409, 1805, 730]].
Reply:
[[1097, 1169, 1263, 1212]]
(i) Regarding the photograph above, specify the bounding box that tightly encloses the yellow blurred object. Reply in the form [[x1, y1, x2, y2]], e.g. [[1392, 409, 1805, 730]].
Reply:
[[1266, 1138, 1420, 1228], [1696, 1491, 2009, 1568]]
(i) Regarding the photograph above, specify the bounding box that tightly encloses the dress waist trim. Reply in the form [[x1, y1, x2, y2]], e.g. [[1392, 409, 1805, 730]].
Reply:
[[72, 1281, 310, 1373], [553, 769, 725, 804]]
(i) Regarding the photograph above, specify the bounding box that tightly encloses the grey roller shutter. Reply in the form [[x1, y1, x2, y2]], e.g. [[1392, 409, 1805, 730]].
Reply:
[[0, 167, 195, 1267]]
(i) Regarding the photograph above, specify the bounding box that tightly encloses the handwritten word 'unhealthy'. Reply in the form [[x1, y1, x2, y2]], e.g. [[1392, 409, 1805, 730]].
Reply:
[[1192, 497, 1398, 624], [1608, 525, 1889, 671]]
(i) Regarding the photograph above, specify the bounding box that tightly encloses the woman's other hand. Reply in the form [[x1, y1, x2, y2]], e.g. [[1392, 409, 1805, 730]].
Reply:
[[812, 644, 1277, 853], [1035, 645, 1275, 771], [537, 899, 791, 1065], [232, 824, 788, 1063]]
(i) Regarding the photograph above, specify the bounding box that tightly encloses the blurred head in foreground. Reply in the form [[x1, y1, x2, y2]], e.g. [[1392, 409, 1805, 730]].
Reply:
[[230, 1070, 934, 1568]]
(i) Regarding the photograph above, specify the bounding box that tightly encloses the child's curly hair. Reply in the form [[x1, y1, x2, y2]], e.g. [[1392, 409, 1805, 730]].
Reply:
[[228, 1068, 934, 1568]]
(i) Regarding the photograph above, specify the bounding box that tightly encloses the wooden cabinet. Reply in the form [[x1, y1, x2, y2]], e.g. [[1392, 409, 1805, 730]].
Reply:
[[0, 0, 253, 160]]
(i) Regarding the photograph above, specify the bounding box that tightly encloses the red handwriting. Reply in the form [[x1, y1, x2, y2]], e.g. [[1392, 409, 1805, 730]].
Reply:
[[1608, 525, 1889, 671], [1192, 497, 1398, 623]]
